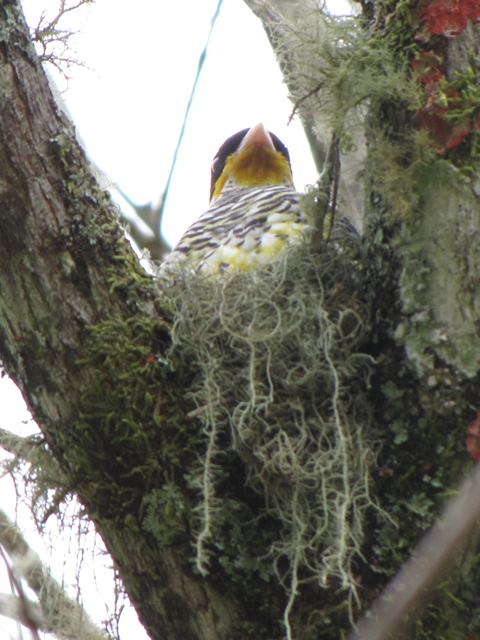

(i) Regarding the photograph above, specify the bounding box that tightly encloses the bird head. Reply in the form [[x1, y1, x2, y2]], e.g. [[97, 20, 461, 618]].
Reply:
[[210, 123, 294, 202]]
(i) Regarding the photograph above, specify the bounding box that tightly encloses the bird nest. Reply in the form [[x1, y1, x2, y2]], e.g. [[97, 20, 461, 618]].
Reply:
[[161, 239, 379, 634]]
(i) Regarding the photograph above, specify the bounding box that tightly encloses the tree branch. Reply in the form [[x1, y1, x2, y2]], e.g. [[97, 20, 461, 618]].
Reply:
[[0, 510, 108, 640], [113, 187, 171, 261], [350, 463, 480, 640], [0, 428, 42, 459], [242, 0, 365, 227], [0, 592, 43, 633]]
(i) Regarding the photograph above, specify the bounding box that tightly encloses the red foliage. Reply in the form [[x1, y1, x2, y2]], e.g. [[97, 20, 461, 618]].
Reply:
[[411, 48, 479, 154], [466, 412, 480, 461], [418, 0, 480, 37], [411, 51, 443, 85], [416, 82, 473, 154]]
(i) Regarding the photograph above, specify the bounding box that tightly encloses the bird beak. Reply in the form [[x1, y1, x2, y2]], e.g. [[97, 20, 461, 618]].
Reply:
[[238, 123, 275, 151]]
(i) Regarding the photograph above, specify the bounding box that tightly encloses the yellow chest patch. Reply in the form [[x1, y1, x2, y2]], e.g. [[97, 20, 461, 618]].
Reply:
[[164, 184, 306, 275], [200, 218, 305, 272]]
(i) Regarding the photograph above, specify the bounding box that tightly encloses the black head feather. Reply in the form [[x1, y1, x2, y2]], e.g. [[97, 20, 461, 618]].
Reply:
[[210, 128, 291, 200]]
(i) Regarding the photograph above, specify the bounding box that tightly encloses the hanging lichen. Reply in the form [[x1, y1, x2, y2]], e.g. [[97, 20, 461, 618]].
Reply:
[[160, 236, 382, 636]]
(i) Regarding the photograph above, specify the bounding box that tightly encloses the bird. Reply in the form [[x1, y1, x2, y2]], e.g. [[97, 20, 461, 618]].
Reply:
[[163, 123, 307, 273]]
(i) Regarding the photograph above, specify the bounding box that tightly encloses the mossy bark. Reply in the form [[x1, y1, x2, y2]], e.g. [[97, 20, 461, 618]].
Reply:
[[0, 3, 241, 639]]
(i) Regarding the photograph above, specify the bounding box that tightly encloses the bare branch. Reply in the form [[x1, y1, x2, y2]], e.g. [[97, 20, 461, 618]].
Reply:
[[29, 0, 93, 77]]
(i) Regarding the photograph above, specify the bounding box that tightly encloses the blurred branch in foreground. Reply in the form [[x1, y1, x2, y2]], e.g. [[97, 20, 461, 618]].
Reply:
[[349, 462, 480, 640], [0, 509, 110, 640], [114, 187, 171, 262]]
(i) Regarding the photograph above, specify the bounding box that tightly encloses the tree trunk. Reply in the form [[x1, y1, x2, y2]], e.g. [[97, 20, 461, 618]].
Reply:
[[0, 2, 240, 638]]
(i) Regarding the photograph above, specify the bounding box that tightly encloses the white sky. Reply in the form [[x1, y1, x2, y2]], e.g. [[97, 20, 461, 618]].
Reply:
[[1, 1, 353, 638], [22, 0, 325, 247]]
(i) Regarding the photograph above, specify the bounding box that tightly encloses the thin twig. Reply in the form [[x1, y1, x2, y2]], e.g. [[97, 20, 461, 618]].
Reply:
[[288, 83, 323, 125]]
